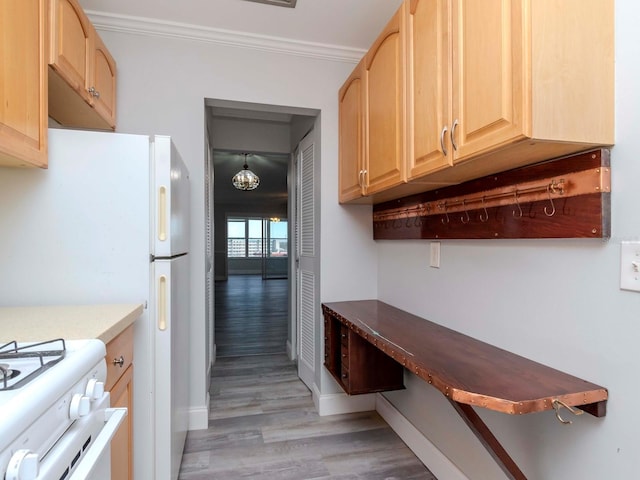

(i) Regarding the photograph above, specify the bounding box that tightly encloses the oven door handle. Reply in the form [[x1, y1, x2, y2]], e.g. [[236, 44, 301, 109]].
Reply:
[[68, 407, 127, 480]]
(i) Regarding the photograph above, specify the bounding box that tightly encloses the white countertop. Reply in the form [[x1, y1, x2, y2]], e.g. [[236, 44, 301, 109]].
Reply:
[[0, 304, 144, 345]]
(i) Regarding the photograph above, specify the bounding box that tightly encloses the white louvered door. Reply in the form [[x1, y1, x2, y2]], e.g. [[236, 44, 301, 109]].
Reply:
[[296, 132, 317, 391]]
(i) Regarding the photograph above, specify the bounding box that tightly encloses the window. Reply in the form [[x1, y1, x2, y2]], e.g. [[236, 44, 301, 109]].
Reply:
[[227, 217, 287, 258]]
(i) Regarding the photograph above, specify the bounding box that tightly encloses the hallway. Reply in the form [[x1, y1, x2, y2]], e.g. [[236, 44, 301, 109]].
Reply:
[[214, 275, 289, 357], [178, 353, 438, 479], [179, 275, 437, 478]]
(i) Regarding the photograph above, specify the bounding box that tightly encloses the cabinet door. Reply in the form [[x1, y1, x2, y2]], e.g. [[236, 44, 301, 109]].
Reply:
[[110, 364, 133, 480], [407, 0, 451, 179], [338, 60, 365, 203], [90, 31, 116, 128], [49, 0, 91, 101], [364, 5, 406, 195], [450, 0, 526, 161], [0, 0, 47, 168]]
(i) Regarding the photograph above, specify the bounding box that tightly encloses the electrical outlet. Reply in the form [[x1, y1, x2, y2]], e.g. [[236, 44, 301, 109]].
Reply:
[[430, 242, 441, 268], [621, 241, 640, 292]]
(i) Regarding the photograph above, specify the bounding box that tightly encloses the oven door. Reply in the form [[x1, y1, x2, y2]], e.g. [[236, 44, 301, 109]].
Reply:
[[33, 393, 127, 480], [68, 408, 126, 480]]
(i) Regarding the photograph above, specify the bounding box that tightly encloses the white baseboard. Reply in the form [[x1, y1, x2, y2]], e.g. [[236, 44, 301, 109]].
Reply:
[[375, 394, 468, 480], [313, 384, 376, 416], [188, 393, 210, 431]]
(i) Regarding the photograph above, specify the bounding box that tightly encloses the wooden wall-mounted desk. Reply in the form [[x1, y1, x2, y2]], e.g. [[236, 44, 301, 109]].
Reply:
[[321, 300, 608, 480]]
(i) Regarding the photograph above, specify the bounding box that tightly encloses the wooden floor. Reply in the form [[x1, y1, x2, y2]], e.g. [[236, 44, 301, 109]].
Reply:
[[182, 275, 437, 478], [179, 353, 438, 479], [214, 275, 288, 357]]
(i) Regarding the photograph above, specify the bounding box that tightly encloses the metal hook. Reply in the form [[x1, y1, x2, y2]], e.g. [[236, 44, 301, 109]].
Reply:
[[479, 197, 489, 223], [552, 399, 584, 425], [544, 184, 556, 217], [440, 202, 450, 225], [512, 191, 523, 218], [393, 218, 402, 229], [460, 200, 470, 224], [414, 216, 423, 228]]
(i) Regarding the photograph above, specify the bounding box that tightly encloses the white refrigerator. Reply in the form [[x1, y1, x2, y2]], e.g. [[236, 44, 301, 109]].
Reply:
[[0, 128, 190, 480]]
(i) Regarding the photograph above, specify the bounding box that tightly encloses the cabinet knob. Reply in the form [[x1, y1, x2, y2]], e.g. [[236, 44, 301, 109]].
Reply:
[[112, 355, 125, 367], [94, 90, 101, 99], [341, 334, 347, 339], [342, 373, 348, 379]]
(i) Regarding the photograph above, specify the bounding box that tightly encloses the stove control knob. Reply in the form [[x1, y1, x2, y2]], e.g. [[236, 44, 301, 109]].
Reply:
[[69, 393, 91, 420], [85, 378, 105, 400], [6, 449, 38, 480]]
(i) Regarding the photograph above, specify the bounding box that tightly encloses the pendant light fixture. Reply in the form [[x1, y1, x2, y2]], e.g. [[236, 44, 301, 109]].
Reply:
[[232, 153, 260, 191]]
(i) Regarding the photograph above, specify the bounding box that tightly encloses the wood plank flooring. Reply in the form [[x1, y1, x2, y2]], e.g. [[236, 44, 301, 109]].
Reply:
[[215, 275, 288, 357], [179, 354, 438, 479], [189, 275, 438, 478]]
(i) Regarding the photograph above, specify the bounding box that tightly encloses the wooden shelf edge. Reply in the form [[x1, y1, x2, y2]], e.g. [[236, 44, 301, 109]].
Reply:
[[321, 302, 608, 418]]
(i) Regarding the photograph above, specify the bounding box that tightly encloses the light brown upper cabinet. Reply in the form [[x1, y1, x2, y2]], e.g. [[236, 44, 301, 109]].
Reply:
[[338, 59, 366, 203], [407, 0, 614, 187], [363, 4, 406, 196], [338, 0, 614, 203], [0, 0, 48, 168], [338, 6, 406, 204], [48, 0, 117, 130]]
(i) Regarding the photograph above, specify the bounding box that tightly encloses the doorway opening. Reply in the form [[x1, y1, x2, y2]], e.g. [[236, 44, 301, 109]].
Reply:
[[204, 99, 319, 380]]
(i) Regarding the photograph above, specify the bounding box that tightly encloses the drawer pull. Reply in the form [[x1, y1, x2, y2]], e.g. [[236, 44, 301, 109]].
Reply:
[[112, 356, 125, 368]]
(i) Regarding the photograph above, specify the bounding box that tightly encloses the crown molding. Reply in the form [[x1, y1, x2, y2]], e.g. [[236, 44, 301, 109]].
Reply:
[[86, 10, 364, 64]]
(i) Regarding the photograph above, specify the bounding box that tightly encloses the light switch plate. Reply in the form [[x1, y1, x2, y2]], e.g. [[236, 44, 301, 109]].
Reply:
[[620, 241, 640, 292], [430, 242, 441, 268]]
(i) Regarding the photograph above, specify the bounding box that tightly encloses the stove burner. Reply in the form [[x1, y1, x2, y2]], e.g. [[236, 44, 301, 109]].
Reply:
[[0, 364, 19, 382], [0, 339, 66, 391]]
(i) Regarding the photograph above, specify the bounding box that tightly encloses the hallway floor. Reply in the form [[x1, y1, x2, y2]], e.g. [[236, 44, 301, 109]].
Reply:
[[215, 275, 288, 357], [178, 354, 438, 479]]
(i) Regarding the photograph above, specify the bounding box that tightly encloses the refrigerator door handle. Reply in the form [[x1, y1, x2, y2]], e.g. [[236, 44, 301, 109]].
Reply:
[[158, 186, 167, 241], [158, 274, 167, 331]]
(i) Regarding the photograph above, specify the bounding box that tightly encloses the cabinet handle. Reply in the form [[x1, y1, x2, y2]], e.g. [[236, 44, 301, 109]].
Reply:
[[87, 86, 101, 99], [342, 373, 348, 379], [450, 119, 459, 151], [440, 126, 448, 156], [112, 356, 125, 368], [341, 333, 347, 339], [358, 169, 367, 188]]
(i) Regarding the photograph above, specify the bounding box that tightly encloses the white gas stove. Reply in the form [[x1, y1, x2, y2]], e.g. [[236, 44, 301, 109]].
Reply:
[[0, 338, 126, 480]]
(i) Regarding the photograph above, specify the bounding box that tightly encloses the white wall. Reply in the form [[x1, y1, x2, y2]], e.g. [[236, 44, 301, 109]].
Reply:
[[374, 1, 640, 479], [95, 16, 379, 477]]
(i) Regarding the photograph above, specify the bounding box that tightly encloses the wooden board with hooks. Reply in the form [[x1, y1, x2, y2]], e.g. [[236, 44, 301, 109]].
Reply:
[[373, 149, 611, 240]]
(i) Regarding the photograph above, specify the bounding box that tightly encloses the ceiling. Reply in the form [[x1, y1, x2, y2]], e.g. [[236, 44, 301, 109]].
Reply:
[[213, 150, 290, 210], [77, 0, 403, 52]]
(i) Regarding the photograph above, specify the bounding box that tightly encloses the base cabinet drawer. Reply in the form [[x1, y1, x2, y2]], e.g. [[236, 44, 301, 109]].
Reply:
[[105, 325, 134, 480]]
